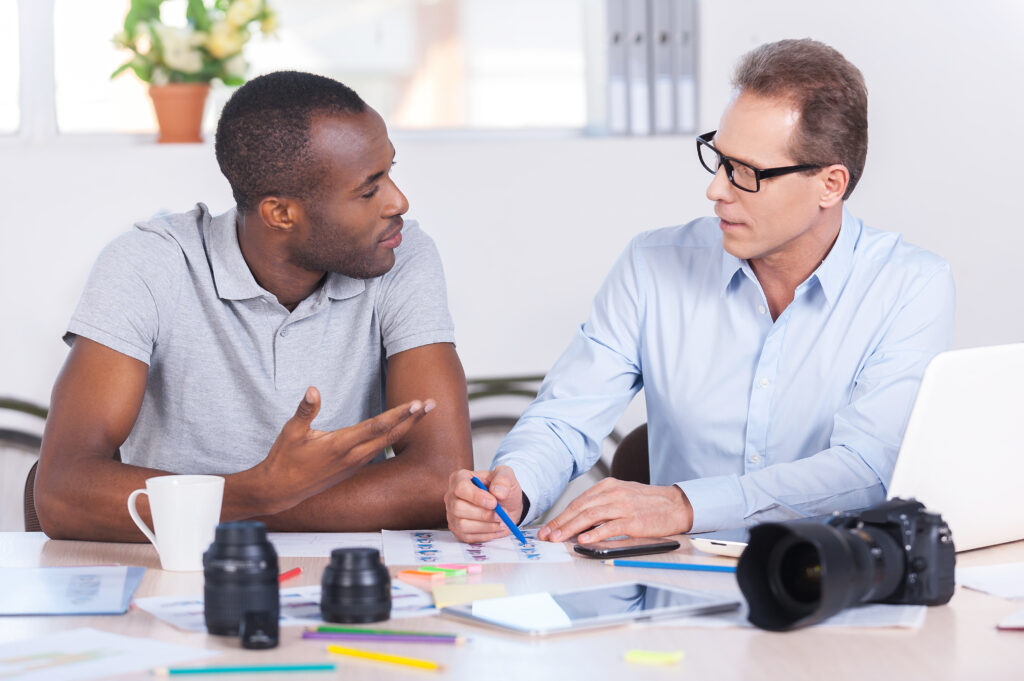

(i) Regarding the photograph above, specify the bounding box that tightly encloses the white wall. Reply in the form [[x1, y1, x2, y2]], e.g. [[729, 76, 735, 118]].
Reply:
[[2, 0, 1022, 426]]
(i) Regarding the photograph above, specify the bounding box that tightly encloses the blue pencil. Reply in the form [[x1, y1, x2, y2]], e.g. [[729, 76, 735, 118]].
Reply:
[[603, 559, 736, 573], [471, 476, 527, 545]]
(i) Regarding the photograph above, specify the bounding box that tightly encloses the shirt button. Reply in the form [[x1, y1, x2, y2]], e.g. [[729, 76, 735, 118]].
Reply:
[[750, 454, 761, 463], [758, 377, 770, 387], [758, 305, 767, 315], [280, 329, 288, 337]]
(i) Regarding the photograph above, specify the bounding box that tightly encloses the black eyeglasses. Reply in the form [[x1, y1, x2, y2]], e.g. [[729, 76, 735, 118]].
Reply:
[[696, 130, 822, 193]]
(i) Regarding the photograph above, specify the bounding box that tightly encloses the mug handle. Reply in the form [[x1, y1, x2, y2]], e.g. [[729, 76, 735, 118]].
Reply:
[[127, 488, 159, 549]]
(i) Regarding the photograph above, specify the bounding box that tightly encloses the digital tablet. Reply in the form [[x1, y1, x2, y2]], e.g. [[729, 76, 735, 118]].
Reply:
[[439, 581, 740, 636]]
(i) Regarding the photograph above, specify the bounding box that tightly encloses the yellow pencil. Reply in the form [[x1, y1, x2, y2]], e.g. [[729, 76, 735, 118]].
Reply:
[[326, 644, 443, 671]]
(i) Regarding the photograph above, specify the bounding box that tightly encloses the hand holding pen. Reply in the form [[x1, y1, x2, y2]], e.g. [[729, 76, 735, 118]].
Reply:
[[444, 467, 527, 544]]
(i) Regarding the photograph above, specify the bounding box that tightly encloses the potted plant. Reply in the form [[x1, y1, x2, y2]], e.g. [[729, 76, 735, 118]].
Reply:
[[112, 0, 277, 143]]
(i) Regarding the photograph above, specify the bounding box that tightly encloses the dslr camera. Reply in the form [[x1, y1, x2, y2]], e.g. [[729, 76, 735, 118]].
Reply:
[[736, 498, 955, 631]]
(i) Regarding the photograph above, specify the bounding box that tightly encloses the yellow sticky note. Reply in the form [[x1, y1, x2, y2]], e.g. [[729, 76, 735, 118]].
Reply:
[[431, 583, 507, 608], [624, 649, 685, 666]]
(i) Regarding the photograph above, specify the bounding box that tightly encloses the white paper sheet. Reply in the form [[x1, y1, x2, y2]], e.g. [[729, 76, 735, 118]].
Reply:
[[660, 597, 926, 629], [382, 528, 572, 565], [0, 566, 145, 616], [268, 532, 382, 557], [956, 562, 1024, 599], [134, 581, 436, 633], [0, 627, 216, 681]]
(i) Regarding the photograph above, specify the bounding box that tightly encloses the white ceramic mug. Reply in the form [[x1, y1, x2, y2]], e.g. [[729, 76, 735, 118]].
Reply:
[[127, 474, 225, 572]]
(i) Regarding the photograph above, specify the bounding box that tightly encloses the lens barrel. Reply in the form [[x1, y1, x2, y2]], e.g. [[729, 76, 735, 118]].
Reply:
[[737, 519, 904, 631], [203, 520, 280, 645], [321, 548, 391, 623]]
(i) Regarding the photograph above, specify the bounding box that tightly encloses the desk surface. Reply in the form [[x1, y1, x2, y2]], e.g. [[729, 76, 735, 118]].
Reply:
[[1, 533, 1022, 681]]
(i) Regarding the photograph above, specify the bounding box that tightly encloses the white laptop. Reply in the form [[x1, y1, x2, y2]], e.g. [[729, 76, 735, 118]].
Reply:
[[691, 343, 1024, 556], [887, 342, 1024, 552]]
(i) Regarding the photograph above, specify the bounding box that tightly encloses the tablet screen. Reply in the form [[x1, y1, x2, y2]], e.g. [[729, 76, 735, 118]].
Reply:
[[441, 582, 739, 635]]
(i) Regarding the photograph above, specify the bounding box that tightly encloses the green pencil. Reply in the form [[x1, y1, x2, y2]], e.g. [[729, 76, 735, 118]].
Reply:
[[311, 625, 458, 638], [153, 663, 336, 676]]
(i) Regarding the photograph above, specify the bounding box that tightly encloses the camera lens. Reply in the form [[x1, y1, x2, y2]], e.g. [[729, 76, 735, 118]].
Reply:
[[203, 521, 279, 642], [321, 548, 391, 624], [737, 519, 904, 631]]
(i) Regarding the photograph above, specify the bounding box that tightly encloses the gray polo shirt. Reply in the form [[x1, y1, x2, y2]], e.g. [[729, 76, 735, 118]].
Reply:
[[65, 204, 455, 474]]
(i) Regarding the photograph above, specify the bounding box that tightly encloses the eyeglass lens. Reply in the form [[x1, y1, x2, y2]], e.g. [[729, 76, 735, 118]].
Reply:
[[698, 140, 759, 192]]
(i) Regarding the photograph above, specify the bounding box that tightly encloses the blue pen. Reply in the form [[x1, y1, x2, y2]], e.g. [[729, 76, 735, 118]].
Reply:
[[470, 476, 527, 545], [602, 559, 736, 573]]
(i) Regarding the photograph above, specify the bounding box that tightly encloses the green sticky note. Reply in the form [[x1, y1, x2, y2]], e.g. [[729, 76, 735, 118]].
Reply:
[[624, 649, 685, 666], [418, 566, 467, 576]]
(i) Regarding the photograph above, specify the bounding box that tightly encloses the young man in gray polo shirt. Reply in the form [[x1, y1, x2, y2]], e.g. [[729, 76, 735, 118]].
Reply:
[[35, 72, 472, 541]]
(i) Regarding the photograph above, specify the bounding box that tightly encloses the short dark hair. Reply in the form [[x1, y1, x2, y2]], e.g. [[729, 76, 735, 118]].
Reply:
[[733, 39, 868, 199], [215, 71, 367, 212]]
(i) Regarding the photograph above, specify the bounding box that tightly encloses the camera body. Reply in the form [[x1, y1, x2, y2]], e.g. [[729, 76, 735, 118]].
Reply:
[[737, 498, 955, 631], [826, 498, 955, 606]]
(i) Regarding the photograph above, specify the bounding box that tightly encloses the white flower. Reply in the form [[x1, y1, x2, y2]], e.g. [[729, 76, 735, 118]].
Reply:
[[226, 0, 263, 27], [206, 20, 248, 59], [224, 54, 248, 80], [151, 66, 170, 87], [155, 24, 204, 74]]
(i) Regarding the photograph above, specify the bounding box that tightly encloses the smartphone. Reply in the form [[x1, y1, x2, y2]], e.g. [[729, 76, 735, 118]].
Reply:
[[573, 536, 681, 559]]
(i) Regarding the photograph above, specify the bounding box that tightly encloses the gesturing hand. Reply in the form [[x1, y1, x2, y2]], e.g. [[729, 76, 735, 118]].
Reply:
[[257, 386, 435, 512], [537, 478, 693, 543]]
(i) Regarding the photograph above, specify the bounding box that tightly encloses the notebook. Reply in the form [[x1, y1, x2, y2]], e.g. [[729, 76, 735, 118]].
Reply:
[[691, 343, 1024, 555]]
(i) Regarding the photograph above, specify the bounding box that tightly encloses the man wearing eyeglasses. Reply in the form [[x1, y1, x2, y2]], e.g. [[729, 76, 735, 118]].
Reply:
[[445, 39, 955, 543]]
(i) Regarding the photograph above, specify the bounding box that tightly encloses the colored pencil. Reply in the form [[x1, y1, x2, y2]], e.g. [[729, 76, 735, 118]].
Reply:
[[603, 559, 736, 573], [303, 631, 464, 644], [471, 475, 527, 545], [153, 663, 335, 676], [326, 644, 442, 671], [310, 625, 459, 638], [278, 567, 302, 583]]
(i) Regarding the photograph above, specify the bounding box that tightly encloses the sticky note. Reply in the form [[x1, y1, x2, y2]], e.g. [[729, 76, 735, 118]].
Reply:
[[624, 649, 685, 666], [431, 583, 507, 608], [419, 566, 467, 576], [437, 564, 483, 574], [397, 569, 444, 583]]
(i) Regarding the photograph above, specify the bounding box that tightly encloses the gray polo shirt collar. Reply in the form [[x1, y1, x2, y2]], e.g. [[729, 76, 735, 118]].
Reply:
[[206, 205, 365, 303]]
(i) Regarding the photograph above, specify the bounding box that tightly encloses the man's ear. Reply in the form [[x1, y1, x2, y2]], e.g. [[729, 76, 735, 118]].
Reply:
[[819, 164, 849, 208], [257, 196, 302, 233]]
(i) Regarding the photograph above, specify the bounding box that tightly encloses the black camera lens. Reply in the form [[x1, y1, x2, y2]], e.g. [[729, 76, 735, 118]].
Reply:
[[321, 548, 391, 623], [204, 520, 279, 645], [737, 519, 905, 631]]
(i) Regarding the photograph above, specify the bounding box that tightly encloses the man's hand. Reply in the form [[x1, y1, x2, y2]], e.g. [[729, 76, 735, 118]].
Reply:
[[444, 466, 524, 542], [537, 478, 694, 543], [241, 386, 435, 515]]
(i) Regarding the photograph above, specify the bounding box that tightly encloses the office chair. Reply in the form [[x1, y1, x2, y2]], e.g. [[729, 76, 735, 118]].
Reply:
[[0, 397, 47, 532], [609, 423, 649, 484]]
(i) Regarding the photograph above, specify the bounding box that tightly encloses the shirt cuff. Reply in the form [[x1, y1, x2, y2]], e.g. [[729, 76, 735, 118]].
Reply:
[[676, 475, 746, 534]]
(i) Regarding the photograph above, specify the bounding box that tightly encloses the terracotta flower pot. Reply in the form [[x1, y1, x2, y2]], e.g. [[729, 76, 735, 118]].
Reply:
[[149, 83, 211, 144]]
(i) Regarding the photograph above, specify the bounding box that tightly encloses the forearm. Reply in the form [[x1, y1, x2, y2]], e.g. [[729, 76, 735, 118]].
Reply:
[[256, 448, 455, 531], [35, 454, 285, 541], [678, 447, 886, 533]]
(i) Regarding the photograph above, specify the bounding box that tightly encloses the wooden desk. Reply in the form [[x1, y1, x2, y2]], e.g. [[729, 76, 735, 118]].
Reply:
[[1, 533, 1022, 681]]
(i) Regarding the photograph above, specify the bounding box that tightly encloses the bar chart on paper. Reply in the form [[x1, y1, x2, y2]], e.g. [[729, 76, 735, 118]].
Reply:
[[381, 530, 572, 565]]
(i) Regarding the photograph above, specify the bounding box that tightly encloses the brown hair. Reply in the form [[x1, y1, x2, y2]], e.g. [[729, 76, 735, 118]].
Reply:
[[733, 39, 868, 199]]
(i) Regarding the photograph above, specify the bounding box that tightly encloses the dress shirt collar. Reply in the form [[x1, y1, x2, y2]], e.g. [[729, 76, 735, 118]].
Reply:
[[719, 206, 860, 306], [208, 205, 365, 303]]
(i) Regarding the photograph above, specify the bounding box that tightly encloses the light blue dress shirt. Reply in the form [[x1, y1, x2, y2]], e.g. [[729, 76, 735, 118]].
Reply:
[[495, 208, 955, 532]]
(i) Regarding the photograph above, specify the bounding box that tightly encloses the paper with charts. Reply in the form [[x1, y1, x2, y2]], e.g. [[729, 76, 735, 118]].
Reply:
[[382, 529, 571, 564]]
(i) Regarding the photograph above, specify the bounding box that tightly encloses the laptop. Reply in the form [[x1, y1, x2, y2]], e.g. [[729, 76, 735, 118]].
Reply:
[[887, 342, 1024, 551], [691, 343, 1024, 556]]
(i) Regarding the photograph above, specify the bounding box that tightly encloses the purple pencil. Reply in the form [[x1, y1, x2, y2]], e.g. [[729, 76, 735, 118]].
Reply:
[[302, 631, 465, 645]]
